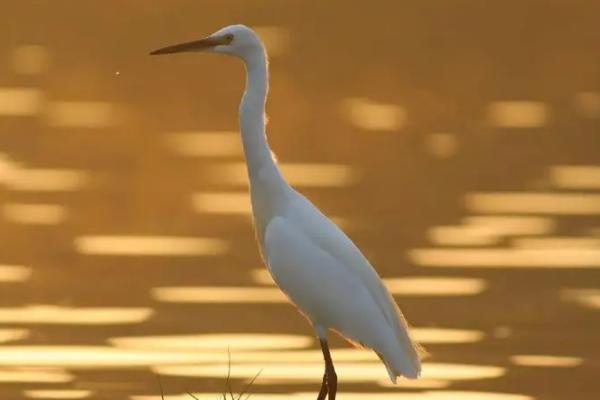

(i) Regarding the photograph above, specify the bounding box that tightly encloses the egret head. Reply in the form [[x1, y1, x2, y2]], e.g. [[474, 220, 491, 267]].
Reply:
[[150, 24, 263, 60]]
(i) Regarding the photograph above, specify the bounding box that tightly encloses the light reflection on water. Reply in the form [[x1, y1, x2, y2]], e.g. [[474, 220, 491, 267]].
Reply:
[[192, 192, 252, 215], [428, 225, 499, 246], [0, 329, 30, 343], [0, 305, 153, 325], [0, 160, 88, 192], [131, 392, 532, 400], [486, 101, 548, 128], [45, 101, 118, 128], [339, 98, 407, 131], [465, 192, 600, 215], [74, 236, 229, 256], [410, 248, 600, 268], [3, 203, 67, 225], [561, 289, 600, 310], [109, 333, 313, 351], [0, 87, 43, 116], [152, 286, 287, 303], [0, 367, 73, 383], [513, 236, 600, 249], [24, 390, 92, 399], [165, 131, 241, 157], [0, 265, 32, 282], [153, 361, 505, 383], [550, 165, 600, 189], [462, 216, 555, 236], [510, 354, 583, 368]]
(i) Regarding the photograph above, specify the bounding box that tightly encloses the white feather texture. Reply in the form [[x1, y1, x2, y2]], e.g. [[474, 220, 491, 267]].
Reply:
[[153, 24, 425, 383]]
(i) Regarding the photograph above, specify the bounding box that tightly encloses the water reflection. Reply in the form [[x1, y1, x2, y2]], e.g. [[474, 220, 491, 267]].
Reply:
[[561, 289, 600, 310], [0, 305, 153, 325], [131, 392, 531, 400], [487, 101, 547, 128], [513, 236, 600, 249], [410, 248, 600, 268], [24, 390, 92, 399], [45, 101, 118, 128], [383, 277, 487, 296], [428, 225, 498, 246], [465, 192, 600, 215], [165, 131, 241, 157], [463, 216, 555, 236], [0, 329, 30, 343], [425, 133, 458, 159], [3, 203, 67, 225], [153, 361, 504, 383], [152, 286, 286, 303], [0, 265, 32, 282], [3, 166, 88, 192], [206, 162, 359, 187], [0, 87, 43, 116], [0, 367, 73, 383], [574, 91, 600, 118], [74, 236, 229, 256], [510, 354, 582, 367], [0, 346, 206, 367], [192, 192, 252, 215], [110, 333, 313, 351], [339, 98, 407, 131], [11, 45, 50, 75], [550, 165, 600, 189]]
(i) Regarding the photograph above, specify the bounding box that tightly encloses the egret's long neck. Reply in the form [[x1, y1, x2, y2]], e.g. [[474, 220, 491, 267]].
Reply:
[[240, 49, 277, 182]]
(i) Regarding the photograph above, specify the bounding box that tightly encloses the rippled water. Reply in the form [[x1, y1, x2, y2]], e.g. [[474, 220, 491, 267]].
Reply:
[[1, 1, 599, 399]]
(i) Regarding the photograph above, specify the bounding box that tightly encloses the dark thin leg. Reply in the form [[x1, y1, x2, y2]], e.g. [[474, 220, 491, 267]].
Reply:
[[316, 371, 328, 400], [320, 339, 337, 400]]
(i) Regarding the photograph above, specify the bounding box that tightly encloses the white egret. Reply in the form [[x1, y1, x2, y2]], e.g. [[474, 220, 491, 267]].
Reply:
[[150, 25, 425, 399]]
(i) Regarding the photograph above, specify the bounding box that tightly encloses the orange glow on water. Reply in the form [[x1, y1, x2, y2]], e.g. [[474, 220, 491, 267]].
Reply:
[[152, 286, 287, 303], [0, 87, 43, 116], [0, 329, 30, 343], [487, 101, 548, 128], [0, 367, 73, 383], [0, 305, 153, 325], [0, 265, 32, 282], [165, 131, 241, 157], [109, 333, 313, 351], [465, 192, 600, 215], [410, 248, 600, 268], [510, 354, 582, 367], [11, 45, 50, 75], [45, 101, 118, 128], [340, 98, 407, 131], [24, 390, 92, 399], [3, 203, 67, 225], [192, 192, 252, 214], [74, 236, 229, 256], [550, 165, 600, 189], [462, 216, 555, 236]]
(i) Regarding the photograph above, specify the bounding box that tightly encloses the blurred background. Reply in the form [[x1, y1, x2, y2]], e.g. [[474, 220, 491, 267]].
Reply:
[[1, 1, 599, 399]]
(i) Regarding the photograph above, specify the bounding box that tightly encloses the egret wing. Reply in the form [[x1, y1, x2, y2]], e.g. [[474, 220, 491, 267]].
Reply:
[[287, 194, 426, 359], [264, 216, 391, 341]]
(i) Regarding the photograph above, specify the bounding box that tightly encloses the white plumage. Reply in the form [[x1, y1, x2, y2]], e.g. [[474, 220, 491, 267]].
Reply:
[[151, 24, 425, 398]]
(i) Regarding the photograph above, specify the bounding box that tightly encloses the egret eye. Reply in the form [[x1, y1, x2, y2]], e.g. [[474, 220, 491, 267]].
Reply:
[[223, 34, 234, 44]]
